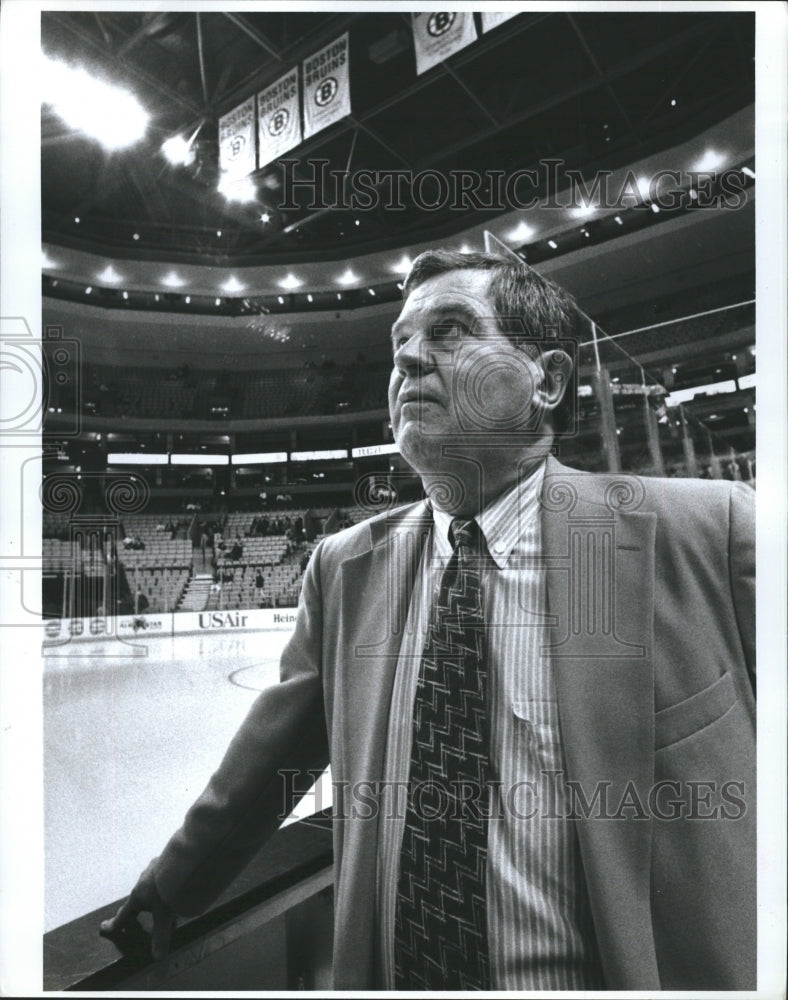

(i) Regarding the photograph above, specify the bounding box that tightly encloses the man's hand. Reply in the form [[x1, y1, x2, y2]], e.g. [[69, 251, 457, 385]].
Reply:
[[99, 860, 176, 960]]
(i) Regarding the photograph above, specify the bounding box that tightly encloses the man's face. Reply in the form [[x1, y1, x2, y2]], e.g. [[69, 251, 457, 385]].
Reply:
[[388, 269, 545, 478]]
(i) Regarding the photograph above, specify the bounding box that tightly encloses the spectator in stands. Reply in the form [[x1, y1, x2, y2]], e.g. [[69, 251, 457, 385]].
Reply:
[[230, 537, 243, 561], [254, 567, 265, 606], [104, 248, 755, 991], [200, 529, 209, 557], [134, 589, 149, 614]]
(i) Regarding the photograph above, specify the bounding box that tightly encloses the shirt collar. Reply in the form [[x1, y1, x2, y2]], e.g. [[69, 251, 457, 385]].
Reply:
[[431, 459, 546, 568]]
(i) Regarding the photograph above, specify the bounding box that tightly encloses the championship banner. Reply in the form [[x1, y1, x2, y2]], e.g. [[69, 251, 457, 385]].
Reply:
[[412, 12, 478, 76], [480, 11, 520, 33], [257, 68, 301, 169], [302, 33, 351, 140], [218, 96, 256, 178]]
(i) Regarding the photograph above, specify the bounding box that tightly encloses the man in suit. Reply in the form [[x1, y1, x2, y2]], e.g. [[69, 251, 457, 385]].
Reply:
[[102, 250, 755, 990]]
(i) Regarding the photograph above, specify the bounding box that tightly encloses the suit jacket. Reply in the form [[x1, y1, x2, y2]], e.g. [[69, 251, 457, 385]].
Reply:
[[153, 457, 756, 991]]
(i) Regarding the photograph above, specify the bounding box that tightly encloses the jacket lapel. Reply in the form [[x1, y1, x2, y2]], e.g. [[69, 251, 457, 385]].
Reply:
[[330, 502, 432, 988], [541, 458, 661, 989]]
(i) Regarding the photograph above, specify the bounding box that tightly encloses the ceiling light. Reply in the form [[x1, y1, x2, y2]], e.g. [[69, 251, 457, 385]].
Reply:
[[278, 296, 284, 305], [570, 203, 597, 219], [185, 296, 191, 304], [650, 203, 660, 213], [354, 219, 360, 226], [215, 298, 221, 307], [132, 232, 140, 241], [216, 230, 222, 237], [694, 149, 724, 172], [122, 291, 128, 299], [368, 288, 376, 296], [42, 250, 57, 269], [279, 273, 303, 290], [670, 98, 677, 106], [74, 217, 80, 224], [337, 268, 359, 286], [84, 286, 92, 295], [154, 294, 160, 302], [162, 271, 186, 288], [221, 275, 246, 293], [161, 134, 195, 167], [307, 294, 313, 303], [260, 212, 271, 224], [218, 173, 256, 203], [337, 292, 342, 300], [614, 216, 623, 225], [458, 244, 472, 254], [506, 221, 535, 243], [97, 264, 122, 284], [548, 240, 558, 249], [41, 54, 149, 151], [741, 166, 755, 179], [392, 254, 412, 274]]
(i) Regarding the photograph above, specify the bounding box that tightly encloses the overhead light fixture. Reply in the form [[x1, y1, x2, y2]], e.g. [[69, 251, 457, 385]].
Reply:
[[122, 290, 128, 299], [670, 98, 677, 106], [368, 288, 376, 296], [218, 173, 256, 203], [506, 221, 536, 243], [162, 271, 186, 288], [74, 217, 80, 224], [216, 230, 222, 238], [215, 298, 221, 306], [614, 216, 623, 225], [650, 203, 660, 213], [132, 232, 140, 241], [693, 149, 724, 172], [337, 268, 359, 286], [392, 254, 412, 274], [41, 54, 149, 151], [221, 275, 246, 293], [161, 135, 195, 167], [569, 203, 597, 219], [278, 296, 284, 305], [548, 240, 558, 249], [84, 286, 92, 295], [307, 294, 313, 303], [185, 296, 191, 304], [279, 273, 303, 290], [97, 264, 122, 284], [260, 212, 271, 224], [741, 166, 756, 179]]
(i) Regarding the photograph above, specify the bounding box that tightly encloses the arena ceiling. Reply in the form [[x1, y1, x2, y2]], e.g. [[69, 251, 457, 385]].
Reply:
[[41, 9, 755, 266]]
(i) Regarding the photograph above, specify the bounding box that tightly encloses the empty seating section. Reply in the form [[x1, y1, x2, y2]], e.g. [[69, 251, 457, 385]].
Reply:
[[210, 563, 303, 610], [53, 360, 391, 420]]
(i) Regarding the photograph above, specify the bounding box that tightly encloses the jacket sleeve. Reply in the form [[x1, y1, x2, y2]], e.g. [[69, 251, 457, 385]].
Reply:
[[728, 482, 755, 692], [152, 542, 330, 916]]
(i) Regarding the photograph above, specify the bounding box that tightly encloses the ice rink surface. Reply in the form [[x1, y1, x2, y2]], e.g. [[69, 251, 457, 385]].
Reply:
[[43, 626, 325, 932]]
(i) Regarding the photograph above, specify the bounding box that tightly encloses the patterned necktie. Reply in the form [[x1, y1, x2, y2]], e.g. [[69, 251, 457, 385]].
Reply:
[[394, 518, 490, 990]]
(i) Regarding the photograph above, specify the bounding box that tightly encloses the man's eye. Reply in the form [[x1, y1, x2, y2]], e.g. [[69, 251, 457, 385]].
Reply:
[[430, 322, 466, 339]]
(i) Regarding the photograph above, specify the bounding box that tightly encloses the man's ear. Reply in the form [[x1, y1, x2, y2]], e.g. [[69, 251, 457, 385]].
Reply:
[[534, 348, 573, 412]]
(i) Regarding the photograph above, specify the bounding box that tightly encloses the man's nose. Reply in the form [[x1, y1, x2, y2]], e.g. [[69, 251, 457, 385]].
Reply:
[[394, 332, 431, 376]]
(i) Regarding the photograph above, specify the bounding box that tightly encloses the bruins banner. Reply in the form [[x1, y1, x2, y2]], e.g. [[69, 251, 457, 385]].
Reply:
[[302, 33, 351, 140], [480, 11, 520, 33], [257, 68, 301, 169], [412, 12, 478, 75], [218, 96, 256, 178]]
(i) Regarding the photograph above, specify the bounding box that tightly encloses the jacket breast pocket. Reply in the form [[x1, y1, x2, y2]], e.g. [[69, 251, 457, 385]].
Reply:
[[654, 671, 737, 751]]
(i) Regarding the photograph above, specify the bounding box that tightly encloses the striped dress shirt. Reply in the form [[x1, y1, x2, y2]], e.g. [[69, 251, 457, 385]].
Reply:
[[377, 461, 605, 989]]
